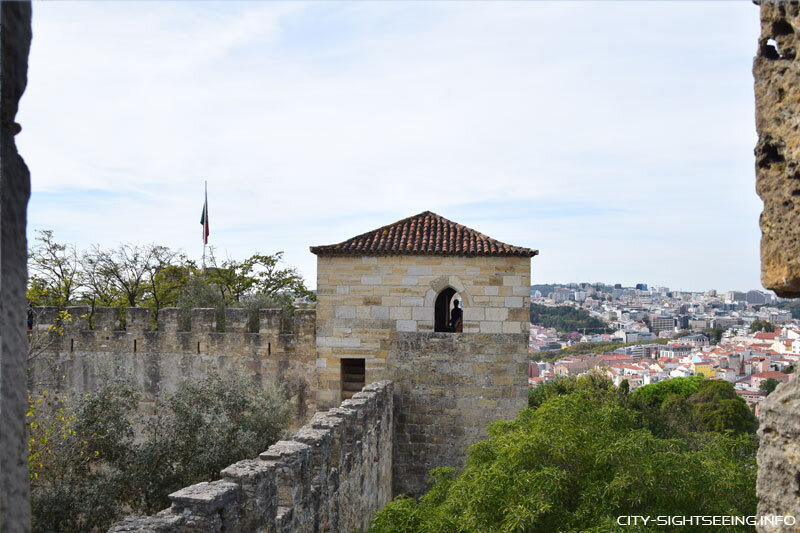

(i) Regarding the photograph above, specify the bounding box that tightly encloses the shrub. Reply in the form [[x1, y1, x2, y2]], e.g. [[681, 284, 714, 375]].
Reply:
[[29, 372, 292, 532]]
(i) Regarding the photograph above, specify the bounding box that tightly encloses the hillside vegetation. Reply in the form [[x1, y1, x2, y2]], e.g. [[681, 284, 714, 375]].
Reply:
[[776, 300, 800, 319], [529, 304, 609, 333], [370, 376, 756, 533], [530, 338, 673, 362]]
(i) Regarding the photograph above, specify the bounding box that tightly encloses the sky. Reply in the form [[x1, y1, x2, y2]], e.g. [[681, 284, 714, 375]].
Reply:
[[18, 1, 764, 293]]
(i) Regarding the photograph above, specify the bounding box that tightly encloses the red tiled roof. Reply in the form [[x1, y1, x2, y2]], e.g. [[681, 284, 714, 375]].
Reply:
[[310, 211, 539, 257], [755, 332, 779, 340], [752, 371, 790, 380]]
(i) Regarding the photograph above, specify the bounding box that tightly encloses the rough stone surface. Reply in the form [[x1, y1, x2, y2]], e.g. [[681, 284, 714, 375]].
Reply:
[[389, 332, 528, 496], [0, 2, 32, 531], [28, 306, 317, 427], [754, 1, 800, 297], [755, 3, 800, 531], [757, 375, 800, 532], [108, 380, 393, 533]]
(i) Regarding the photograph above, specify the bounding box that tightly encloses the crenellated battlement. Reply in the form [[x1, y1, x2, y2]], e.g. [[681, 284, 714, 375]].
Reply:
[[34, 306, 315, 336], [109, 381, 394, 533], [31, 306, 316, 356], [28, 306, 318, 423]]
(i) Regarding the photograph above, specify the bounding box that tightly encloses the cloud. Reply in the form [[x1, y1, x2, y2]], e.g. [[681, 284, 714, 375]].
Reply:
[[17, 1, 763, 293]]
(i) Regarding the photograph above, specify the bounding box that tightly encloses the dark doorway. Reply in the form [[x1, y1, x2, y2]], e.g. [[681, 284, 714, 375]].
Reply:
[[341, 358, 366, 400], [434, 287, 458, 332]]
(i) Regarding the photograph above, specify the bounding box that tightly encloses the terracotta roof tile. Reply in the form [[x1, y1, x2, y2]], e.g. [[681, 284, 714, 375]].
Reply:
[[310, 211, 539, 257]]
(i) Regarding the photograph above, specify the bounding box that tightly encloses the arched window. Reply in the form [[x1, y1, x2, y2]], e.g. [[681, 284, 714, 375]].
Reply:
[[434, 287, 462, 333]]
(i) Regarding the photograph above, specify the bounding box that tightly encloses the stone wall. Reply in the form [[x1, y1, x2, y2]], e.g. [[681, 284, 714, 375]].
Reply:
[[755, 3, 800, 531], [0, 2, 33, 531], [110, 380, 393, 533], [390, 332, 528, 496], [315, 254, 530, 496], [315, 255, 531, 408], [754, 1, 800, 297], [28, 306, 317, 424]]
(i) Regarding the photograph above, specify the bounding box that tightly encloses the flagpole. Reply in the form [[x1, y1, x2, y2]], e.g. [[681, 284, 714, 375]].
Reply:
[[202, 180, 207, 272]]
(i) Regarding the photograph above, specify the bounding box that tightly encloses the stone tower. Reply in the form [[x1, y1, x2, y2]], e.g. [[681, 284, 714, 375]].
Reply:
[[311, 211, 537, 496]]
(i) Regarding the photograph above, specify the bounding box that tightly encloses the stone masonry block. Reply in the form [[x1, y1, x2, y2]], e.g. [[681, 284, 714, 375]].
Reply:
[[396, 320, 417, 332], [504, 296, 524, 308], [225, 308, 248, 334], [390, 307, 412, 320], [412, 307, 434, 322], [191, 308, 216, 333], [480, 321, 502, 333], [371, 306, 390, 320], [169, 480, 240, 515], [94, 307, 120, 332], [463, 307, 484, 321], [485, 308, 508, 322], [335, 306, 356, 319], [407, 265, 432, 276], [401, 296, 424, 307], [125, 307, 151, 334]]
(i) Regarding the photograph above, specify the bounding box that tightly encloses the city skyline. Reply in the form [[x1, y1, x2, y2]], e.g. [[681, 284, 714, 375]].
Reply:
[[19, 2, 762, 292]]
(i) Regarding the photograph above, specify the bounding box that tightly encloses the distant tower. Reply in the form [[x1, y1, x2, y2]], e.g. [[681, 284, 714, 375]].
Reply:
[[311, 211, 538, 496]]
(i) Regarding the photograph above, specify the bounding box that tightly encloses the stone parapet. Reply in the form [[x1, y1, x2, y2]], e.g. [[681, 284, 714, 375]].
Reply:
[[28, 306, 318, 424], [108, 380, 394, 533]]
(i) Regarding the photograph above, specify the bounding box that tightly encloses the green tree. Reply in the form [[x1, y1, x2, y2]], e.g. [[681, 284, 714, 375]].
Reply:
[[760, 377, 780, 396], [632, 378, 756, 436], [371, 388, 757, 533], [81, 243, 161, 308], [703, 325, 726, 344], [749, 320, 775, 333], [205, 249, 314, 304], [27, 230, 81, 307], [142, 248, 196, 316], [29, 372, 292, 532]]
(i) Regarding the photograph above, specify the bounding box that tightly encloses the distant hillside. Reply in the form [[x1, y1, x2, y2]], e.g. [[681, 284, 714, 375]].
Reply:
[[530, 304, 609, 334], [530, 284, 556, 296], [776, 300, 800, 319]]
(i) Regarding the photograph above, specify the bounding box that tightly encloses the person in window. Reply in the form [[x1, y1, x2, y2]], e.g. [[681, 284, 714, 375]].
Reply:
[[450, 300, 463, 333]]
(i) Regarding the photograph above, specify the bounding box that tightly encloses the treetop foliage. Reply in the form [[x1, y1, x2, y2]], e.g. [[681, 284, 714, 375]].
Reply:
[[749, 319, 775, 333], [26, 230, 314, 328], [371, 375, 757, 532]]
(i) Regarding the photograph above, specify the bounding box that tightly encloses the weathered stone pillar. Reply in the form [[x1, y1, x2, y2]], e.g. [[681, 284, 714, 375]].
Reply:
[[754, 3, 800, 532], [754, 1, 800, 297], [0, 1, 32, 531]]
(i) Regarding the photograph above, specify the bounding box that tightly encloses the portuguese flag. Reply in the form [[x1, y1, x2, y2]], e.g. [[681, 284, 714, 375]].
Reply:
[[200, 184, 209, 244]]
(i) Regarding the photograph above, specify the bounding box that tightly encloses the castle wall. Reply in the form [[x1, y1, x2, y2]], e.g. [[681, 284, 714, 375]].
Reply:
[[28, 306, 317, 424], [109, 380, 394, 533], [315, 254, 530, 496], [755, 3, 800, 531]]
